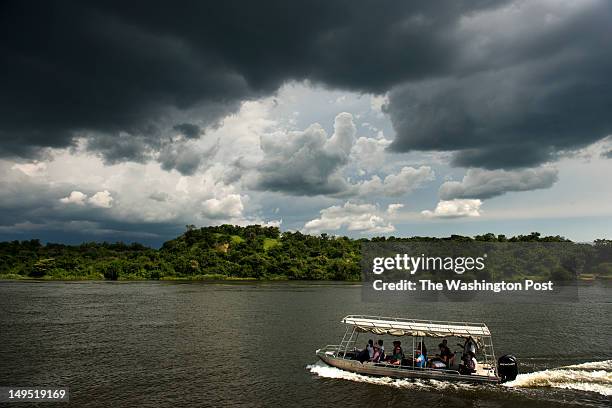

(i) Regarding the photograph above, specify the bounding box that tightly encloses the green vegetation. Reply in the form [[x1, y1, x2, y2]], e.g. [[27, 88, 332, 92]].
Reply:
[[263, 237, 280, 250], [0, 226, 610, 281]]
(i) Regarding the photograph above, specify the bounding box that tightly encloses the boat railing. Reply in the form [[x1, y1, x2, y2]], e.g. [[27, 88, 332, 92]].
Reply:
[[315, 345, 342, 356]]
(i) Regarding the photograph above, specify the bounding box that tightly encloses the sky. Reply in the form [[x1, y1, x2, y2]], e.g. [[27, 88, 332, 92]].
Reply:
[[1, 0, 611, 246]]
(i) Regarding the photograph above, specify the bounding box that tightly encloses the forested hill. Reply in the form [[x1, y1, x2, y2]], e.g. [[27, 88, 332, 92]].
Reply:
[[0, 225, 611, 281]]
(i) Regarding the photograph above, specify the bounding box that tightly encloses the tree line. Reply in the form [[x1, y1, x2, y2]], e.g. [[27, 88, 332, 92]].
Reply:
[[0, 226, 610, 281]]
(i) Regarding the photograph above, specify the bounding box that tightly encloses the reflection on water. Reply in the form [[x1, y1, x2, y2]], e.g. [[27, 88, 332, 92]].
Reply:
[[0, 281, 610, 407]]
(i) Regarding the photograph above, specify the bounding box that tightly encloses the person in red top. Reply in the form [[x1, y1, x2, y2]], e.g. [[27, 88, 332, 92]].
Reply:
[[371, 343, 382, 362]]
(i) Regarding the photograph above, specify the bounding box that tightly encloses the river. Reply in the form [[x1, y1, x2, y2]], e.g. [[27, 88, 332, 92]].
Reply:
[[0, 281, 610, 407]]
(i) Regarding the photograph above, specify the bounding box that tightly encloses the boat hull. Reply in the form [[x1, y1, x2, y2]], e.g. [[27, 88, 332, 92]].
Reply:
[[318, 354, 500, 384]]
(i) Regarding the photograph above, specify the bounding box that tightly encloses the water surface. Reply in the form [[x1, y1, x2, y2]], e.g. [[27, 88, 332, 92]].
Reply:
[[0, 281, 610, 407]]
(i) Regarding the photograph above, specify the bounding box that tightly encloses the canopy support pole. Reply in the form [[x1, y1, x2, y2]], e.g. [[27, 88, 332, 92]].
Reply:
[[337, 326, 351, 357], [412, 336, 415, 368]]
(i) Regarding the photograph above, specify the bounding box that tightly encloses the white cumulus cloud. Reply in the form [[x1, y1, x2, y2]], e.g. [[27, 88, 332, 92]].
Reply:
[[202, 194, 244, 219], [254, 112, 356, 195], [355, 166, 434, 197], [60, 190, 113, 208], [303, 201, 395, 234], [88, 190, 113, 208], [350, 136, 391, 172], [60, 191, 88, 205], [421, 199, 482, 218], [387, 203, 404, 214]]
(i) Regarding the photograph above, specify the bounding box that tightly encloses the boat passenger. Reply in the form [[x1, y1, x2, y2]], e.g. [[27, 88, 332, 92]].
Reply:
[[356, 339, 373, 363], [457, 337, 477, 356], [371, 342, 383, 362], [377, 339, 385, 361], [430, 358, 447, 369], [417, 340, 427, 360], [459, 351, 476, 374], [438, 339, 455, 366], [415, 349, 426, 368], [387, 343, 404, 365], [391, 340, 402, 356]]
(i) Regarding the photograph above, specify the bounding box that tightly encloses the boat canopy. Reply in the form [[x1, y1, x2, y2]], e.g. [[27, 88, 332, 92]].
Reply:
[[342, 315, 491, 339]]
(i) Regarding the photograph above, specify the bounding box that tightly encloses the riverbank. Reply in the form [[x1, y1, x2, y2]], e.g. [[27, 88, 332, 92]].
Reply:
[[1, 274, 609, 283], [0, 273, 270, 282], [0, 274, 365, 283]]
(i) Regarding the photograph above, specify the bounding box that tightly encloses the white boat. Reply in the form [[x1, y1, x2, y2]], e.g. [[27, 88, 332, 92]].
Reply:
[[316, 315, 518, 384]]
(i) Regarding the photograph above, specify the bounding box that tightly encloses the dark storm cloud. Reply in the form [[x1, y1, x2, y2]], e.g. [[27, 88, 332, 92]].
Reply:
[[157, 139, 219, 176], [0, 0, 507, 161], [0, 1, 251, 161], [85, 132, 156, 164], [173, 123, 202, 139], [1, 0, 609, 171], [387, 1, 612, 168]]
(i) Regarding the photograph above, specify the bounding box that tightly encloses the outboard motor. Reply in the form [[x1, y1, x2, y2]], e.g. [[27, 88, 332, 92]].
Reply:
[[497, 354, 519, 383]]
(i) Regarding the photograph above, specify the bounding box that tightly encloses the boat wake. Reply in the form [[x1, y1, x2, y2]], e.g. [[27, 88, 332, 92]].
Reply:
[[503, 359, 612, 396], [306, 362, 469, 391], [307, 359, 612, 396]]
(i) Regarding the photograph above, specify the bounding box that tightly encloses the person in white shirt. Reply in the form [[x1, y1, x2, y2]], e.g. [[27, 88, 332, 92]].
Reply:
[[367, 339, 374, 359]]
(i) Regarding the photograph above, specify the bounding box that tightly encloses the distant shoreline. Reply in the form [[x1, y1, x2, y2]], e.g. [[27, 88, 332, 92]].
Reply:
[[0, 274, 361, 283]]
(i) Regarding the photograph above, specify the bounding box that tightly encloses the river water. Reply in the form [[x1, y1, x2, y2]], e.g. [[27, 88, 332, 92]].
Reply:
[[0, 281, 610, 407]]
